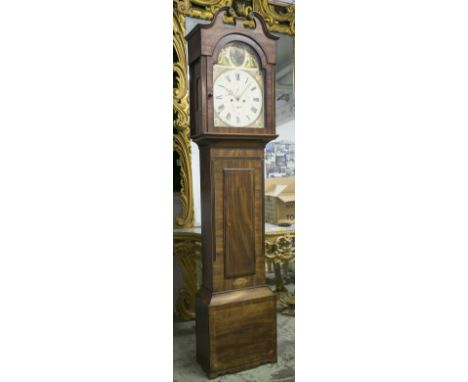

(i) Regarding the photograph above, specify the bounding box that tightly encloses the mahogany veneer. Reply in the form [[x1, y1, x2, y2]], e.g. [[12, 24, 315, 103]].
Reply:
[[187, 8, 279, 378]]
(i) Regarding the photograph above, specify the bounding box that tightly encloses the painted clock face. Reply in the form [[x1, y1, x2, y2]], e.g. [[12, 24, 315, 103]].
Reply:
[[213, 69, 263, 128], [213, 42, 264, 128]]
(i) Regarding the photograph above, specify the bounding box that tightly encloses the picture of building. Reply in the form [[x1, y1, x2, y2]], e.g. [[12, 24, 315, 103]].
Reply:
[[265, 140, 295, 178]]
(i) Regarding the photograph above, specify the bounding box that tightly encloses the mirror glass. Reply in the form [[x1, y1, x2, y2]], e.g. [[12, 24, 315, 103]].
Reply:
[[267, 33, 294, 179], [185, 17, 295, 226]]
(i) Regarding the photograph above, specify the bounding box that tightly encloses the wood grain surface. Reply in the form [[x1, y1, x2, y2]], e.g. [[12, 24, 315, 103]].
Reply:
[[223, 168, 255, 278]]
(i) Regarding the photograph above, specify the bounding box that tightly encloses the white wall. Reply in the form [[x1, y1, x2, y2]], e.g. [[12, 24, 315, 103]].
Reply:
[[275, 119, 295, 143]]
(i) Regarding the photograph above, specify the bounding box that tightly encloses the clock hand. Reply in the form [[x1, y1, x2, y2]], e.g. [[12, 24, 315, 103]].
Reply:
[[236, 82, 250, 100], [219, 84, 235, 97]]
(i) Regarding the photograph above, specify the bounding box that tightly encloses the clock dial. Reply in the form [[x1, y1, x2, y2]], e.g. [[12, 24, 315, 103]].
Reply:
[[213, 68, 264, 128], [213, 41, 264, 128]]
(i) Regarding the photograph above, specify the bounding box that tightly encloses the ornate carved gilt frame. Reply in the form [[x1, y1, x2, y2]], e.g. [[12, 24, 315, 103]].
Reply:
[[173, 0, 295, 228]]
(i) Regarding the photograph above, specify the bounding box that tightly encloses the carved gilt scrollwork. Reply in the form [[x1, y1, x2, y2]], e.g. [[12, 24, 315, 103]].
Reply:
[[265, 233, 295, 264], [253, 0, 295, 35], [176, 0, 233, 20], [175, 0, 294, 35], [265, 232, 295, 292], [173, 8, 195, 227], [173, 237, 202, 320]]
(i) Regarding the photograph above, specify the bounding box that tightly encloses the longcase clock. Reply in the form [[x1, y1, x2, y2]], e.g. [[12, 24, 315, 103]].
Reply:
[[186, 7, 279, 378]]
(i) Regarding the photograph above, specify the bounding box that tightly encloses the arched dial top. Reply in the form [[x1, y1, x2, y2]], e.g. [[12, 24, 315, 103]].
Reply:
[[213, 42, 264, 129]]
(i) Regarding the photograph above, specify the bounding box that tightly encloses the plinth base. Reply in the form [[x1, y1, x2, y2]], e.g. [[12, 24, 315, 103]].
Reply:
[[195, 286, 277, 379]]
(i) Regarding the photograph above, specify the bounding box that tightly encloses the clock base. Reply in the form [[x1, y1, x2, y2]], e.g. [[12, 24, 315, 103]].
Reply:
[[195, 286, 277, 379]]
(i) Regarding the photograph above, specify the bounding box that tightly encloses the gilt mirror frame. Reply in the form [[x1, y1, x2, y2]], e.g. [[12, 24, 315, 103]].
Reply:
[[173, 0, 295, 228]]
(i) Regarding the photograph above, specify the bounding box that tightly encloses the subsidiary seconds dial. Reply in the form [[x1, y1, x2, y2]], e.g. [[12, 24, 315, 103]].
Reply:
[[213, 69, 263, 128]]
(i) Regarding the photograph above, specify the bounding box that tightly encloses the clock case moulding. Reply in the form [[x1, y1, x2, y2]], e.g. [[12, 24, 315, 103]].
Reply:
[[186, 7, 279, 144]]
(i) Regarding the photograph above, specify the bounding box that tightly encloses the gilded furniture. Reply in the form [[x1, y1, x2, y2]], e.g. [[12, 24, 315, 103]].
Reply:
[[173, 228, 203, 320], [265, 223, 295, 291]]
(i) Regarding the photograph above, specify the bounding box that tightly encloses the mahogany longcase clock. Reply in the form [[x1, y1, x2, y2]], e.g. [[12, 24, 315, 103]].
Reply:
[[186, 7, 279, 378]]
